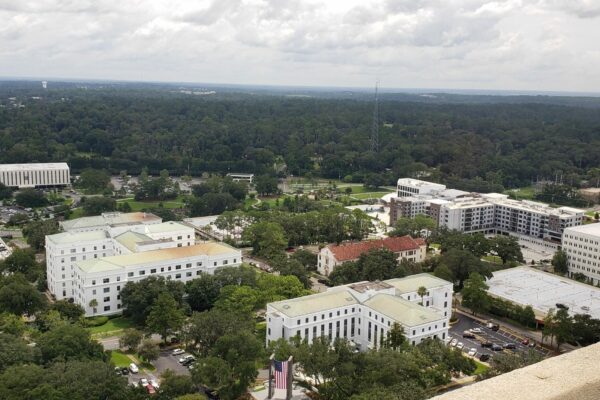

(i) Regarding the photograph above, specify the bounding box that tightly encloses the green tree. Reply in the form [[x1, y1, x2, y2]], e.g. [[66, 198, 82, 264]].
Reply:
[[0, 248, 41, 282], [50, 299, 84, 322], [37, 323, 105, 364], [183, 309, 254, 355], [552, 249, 568, 275], [273, 258, 311, 289], [15, 188, 48, 208], [214, 286, 260, 314], [119, 328, 144, 352], [255, 175, 278, 196], [242, 221, 287, 260], [120, 276, 186, 324], [88, 299, 98, 315], [433, 264, 454, 283], [0, 183, 13, 200], [553, 308, 574, 350], [417, 286, 427, 305], [490, 235, 524, 265], [291, 249, 318, 270], [0, 273, 46, 315], [358, 248, 399, 281], [22, 219, 59, 251], [384, 322, 406, 350], [159, 369, 199, 399], [441, 248, 490, 289], [329, 261, 361, 286], [185, 274, 221, 312], [461, 272, 490, 316], [138, 339, 160, 363], [0, 333, 34, 372], [75, 169, 112, 194], [391, 215, 435, 237], [81, 196, 117, 216], [146, 293, 185, 343]]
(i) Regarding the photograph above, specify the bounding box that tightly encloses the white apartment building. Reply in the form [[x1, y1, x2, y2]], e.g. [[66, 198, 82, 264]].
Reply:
[[267, 274, 452, 350], [563, 224, 600, 285], [389, 178, 584, 246], [73, 242, 241, 316], [396, 178, 446, 198], [0, 162, 70, 188], [317, 236, 426, 276]]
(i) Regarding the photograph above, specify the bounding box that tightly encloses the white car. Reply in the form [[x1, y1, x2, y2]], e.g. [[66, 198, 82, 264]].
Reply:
[[150, 379, 160, 389], [139, 378, 148, 387], [450, 339, 458, 347], [129, 363, 139, 374], [470, 328, 483, 334], [468, 348, 477, 356], [456, 342, 464, 350], [171, 348, 185, 356], [179, 355, 195, 364]]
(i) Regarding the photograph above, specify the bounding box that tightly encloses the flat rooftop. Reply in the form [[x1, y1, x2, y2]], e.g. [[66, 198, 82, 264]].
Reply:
[[487, 266, 600, 320], [364, 294, 446, 327], [76, 242, 239, 273], [564, 223, 600, 236], [60, 212, 161, 231], [46, 230, 108, 245], [397, 178, 446, 188], [270, 289, 359, 318], [0, 162, 69, 171], [385, 274, 452, 294]]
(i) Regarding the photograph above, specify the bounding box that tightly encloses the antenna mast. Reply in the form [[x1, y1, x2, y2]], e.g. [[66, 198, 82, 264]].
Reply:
[[370, 80, 380, 152]]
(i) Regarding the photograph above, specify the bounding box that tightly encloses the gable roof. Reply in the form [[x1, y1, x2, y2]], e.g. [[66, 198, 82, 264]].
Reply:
[[327, 236, 423, 262]]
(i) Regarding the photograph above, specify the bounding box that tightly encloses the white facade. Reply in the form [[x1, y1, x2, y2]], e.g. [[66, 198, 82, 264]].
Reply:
[[46, 213, 196, 302], [267, 274, 452, 350], [396, 178, 446, 198], [0, 163, 70, 188], [73, 242, 241, 316], [563, 224, 600, 284]]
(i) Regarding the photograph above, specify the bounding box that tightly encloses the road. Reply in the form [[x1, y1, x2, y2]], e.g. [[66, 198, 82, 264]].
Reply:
[[449, 313, 550, 359]]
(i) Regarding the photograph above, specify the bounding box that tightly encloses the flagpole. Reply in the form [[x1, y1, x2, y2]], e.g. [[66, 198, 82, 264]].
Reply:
[[286, 355, 293, 400], [268, 354, 274, 399]]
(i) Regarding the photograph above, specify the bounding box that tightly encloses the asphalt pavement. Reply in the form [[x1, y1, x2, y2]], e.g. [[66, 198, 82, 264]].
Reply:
[[448, 313, 550, 358]]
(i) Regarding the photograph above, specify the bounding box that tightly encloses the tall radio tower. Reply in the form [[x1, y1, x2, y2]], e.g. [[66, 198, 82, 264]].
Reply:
[[370, 80, 379, 152]]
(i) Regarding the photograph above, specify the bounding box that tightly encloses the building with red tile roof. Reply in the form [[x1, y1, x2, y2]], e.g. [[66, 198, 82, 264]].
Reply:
[[317, 235, 426, 276]]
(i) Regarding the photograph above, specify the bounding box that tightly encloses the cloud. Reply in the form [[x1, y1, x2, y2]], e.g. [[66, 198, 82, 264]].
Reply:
[[0, 0, 598, 92]]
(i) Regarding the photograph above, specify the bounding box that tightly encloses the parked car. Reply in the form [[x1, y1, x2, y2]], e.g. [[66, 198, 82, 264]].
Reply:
[[179, 355, 195, 364], [456, 342, 464, 350], [481, 341, 493, 348], [182, 357, 195, 366], [146, 384, 156, 395], [521, 338, 530, 345], [172, 348, 185, 356], [150, 380, 160, 389], [503, 343, 516, 350], [462, 331, 476, 339], [491, 344, 503, 351], [470, 328, 483, 334], [139, 378, 149, 387], [115, 367, 122, 375], [121, 367, 129, 375], [129, 363, 139, 374], [450, 339, 458, 347], [479, 354, 491, 362], [468, 348, 477, 356]]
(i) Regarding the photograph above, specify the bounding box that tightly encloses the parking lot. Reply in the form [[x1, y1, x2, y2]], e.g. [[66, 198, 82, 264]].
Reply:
[[123, 349, 191, 387], [448, 314, 550, 359]]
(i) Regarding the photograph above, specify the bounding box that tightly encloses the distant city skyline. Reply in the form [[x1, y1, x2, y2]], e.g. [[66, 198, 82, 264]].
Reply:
[[1, 0, 599, 92]]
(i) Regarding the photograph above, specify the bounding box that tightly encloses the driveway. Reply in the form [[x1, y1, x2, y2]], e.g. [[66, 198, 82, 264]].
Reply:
[[153, 349, 191, 377], [449, 313, 550, 358]]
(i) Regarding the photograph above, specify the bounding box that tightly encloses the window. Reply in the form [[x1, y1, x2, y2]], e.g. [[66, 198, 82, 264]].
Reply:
[[175, 273, 181, 279], [139, 270, 145, 276], [92, 290, 96, 295], [117, 286, 120, 291], [222, 260, 228, 265], [103, 278, 109, 284], [128, 272, 134, 277], [186, 272, 192, 277], [70, 257, 76, 261], [177, 236, 182, 240], [214, 262, 217, 266], [176, 265, 181, 270], [104, 306, 110, 311], [197, 262, 203, 267], [186, 263, 191, 268], [151, 269, 156, 273], [92, 280, 96, 285], [196, 271, 202, 275], [177, 244, 182, 247], [103, 296, 110, 302], [103, 287, 109, 293]]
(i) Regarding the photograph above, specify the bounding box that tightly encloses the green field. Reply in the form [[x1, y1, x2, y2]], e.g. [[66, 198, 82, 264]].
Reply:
[[482, 255, 503, 264], [116, 197, 185, 211], [472, 360, 490, 375], [86, 316, 135, 335], [505, 186, 536, 200], [110, 350, 132, 367], [68, 208, 85, 220], [352, 191, 392, 200]]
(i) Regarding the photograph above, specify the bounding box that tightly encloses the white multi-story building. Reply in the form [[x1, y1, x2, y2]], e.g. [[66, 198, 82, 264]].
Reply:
[[47, 212, 242, 315], [0, 163, 70, 188], [317, 236, 426, 276], [73, 242, 241, 316], [389, 178, 584, 247], [563, 224, 600, 285], [266, 274, 452, 350], [396, 178, 446, 198]]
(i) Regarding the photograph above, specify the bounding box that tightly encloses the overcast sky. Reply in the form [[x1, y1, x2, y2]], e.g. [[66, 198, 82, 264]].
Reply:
[[1, 0, 599, 92]]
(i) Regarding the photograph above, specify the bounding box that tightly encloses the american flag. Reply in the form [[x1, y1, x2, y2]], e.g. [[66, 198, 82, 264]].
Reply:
[[274, 359, 289, 389]]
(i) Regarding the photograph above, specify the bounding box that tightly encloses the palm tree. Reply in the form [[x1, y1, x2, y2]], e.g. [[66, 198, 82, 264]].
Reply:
[[417, 286, 427, 306], [89, 299, 98, 315]]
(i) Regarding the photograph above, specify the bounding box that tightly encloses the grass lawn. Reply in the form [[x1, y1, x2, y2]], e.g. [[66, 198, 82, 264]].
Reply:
[[115, 197, 185, 211], [110, 350, 132, 367], [353, 191, 392, 200], [505, 186, 536, 200], [86, 316, 135, 335], [68, 208, 85, 220], [472, 360, 490, 375], [482, 255, 503, 264]]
